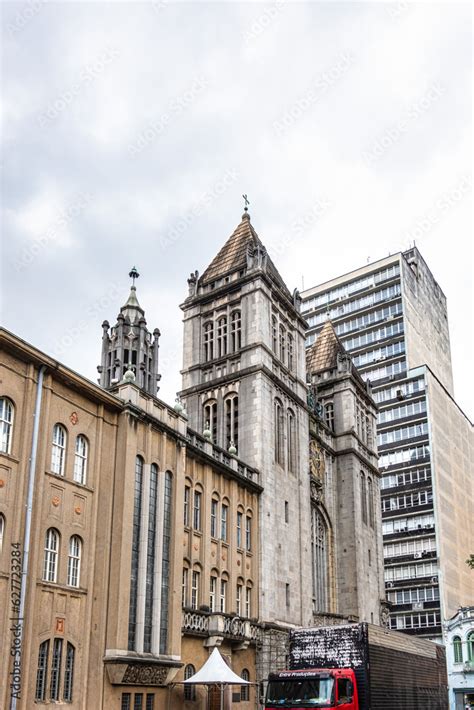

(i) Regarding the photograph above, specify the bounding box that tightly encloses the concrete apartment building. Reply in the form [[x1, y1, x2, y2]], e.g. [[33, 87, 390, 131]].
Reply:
[[301, 247, 474, 640]]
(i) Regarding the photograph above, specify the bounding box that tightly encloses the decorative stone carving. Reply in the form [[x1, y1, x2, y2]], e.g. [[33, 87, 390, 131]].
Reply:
[[187, 270, 199, 297], [122, 665, 169, 686], [69, 411, 79, 425]]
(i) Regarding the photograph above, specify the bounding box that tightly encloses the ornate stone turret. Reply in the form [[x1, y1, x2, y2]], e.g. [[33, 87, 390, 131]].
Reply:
[[97, 268, 161, 395]]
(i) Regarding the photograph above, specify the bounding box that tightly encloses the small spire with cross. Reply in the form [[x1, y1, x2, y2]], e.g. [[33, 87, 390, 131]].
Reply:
[[129, 266, 140, 287]]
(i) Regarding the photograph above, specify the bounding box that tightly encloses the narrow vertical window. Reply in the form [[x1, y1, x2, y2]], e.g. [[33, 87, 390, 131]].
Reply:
[[236, 583, 242, 616], [121, 694, 131, 710], [368, 477, 374, 528], [225, 395, 238, 451], [128, 456, 143, 650], [325, 403, 334, 432], [287, 334, 294, 371], [284, 501, 289, 523], [272, 315, 278, 353], [468, 631, 474, 662], [0, 397, 14, 454], [193, 490, 202, 530], [67, 536, 82, 587], [285, 583, 290, 608], [217, 316, 228, 358], [146, 694, 155, 710], [210, 575, 217, 612], [245, 586, 251, 618], [63, 642, 75, 702], [210, 499, 218, 538], [245, 516, 251, 552], [287, 410, 296, 472], [279, 325, 286, 362], [203, 401, 217, 443], [184, 665, 196, 701], [184, 485, 190, 527], [220, 579, 227, 613], [311, 507, 328, 612], [361, 473, 368, 524], [237, 511, 243, 548], [50, 638, 63, 701], [274, 399, 283, 465], [144, 464, 158, 652], [35, 640, 49, 701], [191, 570, 200, 609], [182, 568, 189, 607], [453, 636, 462, 663], [159, 472, 172, 654], [73, 435, 88, 484], [134, 694, 143, 710], [51, 424, 67, 475], [204, 322, 214, 362], [0, 514, 5, 554], [43, 528, 59, 582], [221, 503, 228, 542], [231, 310, 242, 352], [241, 669, 250, 701]]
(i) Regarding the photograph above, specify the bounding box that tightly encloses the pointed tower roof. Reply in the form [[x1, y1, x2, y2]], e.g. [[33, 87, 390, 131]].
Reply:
[[120, 267, 145, 321], [200, 212, 291, 298], [306, 320, 346, 374]]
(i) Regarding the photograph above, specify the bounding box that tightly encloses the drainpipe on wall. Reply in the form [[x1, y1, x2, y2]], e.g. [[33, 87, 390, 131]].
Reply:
[[10, 364, 47, 710]]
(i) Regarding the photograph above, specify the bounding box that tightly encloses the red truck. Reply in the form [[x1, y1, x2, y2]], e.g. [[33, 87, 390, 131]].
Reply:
[[264, 623, 448, 710]]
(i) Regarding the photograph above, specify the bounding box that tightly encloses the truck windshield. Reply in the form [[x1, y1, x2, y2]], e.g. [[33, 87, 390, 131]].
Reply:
[[265, 678, 334, 707]]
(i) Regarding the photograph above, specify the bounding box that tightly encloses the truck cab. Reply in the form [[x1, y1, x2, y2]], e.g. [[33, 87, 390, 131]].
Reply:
[[265, 668, 358, 710]]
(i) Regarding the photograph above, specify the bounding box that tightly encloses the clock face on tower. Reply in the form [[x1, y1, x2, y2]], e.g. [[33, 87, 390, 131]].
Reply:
[[309, 440, 325, 479]]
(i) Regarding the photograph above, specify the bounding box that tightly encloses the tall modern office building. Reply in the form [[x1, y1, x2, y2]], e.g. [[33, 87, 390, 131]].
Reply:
[[301, 247, 474, 641]]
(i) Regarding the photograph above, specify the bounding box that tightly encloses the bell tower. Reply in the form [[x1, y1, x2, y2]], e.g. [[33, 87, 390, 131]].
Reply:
[[98, 268, 161, 395], [180, 208, 312, 627]]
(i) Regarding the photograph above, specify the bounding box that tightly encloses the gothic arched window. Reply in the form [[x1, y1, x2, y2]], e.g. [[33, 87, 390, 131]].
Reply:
[[35, 640, 49, 701], [287, 409, 296, 472], [184, 664, 196, 700], [287, 333, 294, 371], [0, 397, 14, 454], [144, 463, 158, 652], [367, 477, 374, 528], [272, 315, 278, 353], [231, 310, 242, 352], [241, 669, 250, 701], [279, 325, 286, 362], [274, 399, 284, 465], [203, 400, 217, 443], [311, 507, 329, 612], [128, 456, 143, 650], [217, 316, 228, 358], [360, 472, 368, 524], [63, 642, 75, 702], [325, 403, 334, 432], [225, 394, 238, 452], [204, 322, 214, 362]]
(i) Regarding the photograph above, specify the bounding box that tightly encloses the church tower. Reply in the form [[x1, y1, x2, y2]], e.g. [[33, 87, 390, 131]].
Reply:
[[98, 268, 161, 394], [180, 208, 313, 628]]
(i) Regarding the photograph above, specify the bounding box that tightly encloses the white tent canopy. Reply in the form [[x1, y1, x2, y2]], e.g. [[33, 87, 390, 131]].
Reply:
[[181, 648, 250, 685]]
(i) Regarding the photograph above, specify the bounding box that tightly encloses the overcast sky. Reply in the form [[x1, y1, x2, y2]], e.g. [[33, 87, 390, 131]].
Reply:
[[2, 1, 472, 420]]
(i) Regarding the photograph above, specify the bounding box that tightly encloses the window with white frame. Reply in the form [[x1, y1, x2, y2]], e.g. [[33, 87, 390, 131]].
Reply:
[[219, 579, 227, 613], [237, 511, 243, 548], [73, 435, 88, 484], [184, 485, 190, 527], [193, 490, 202, 531], [245, 586, 251, 618], [221, 503, 228, 542], [382, 513, 435, 536], [245, 515, 251, 552], [182, 568, 189, 607], [43, 528, 59, 582], [51, 424, 67, 475], [0, 397, 14, 454], [209, 575, 217, 612], [210, 499, 218, 538], [67, 536, 82, 587], [236, 583, 243, 616], [191, 570, 200, 610]]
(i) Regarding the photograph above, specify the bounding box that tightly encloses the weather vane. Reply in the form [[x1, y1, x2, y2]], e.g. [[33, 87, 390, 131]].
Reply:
[[242, 194, 250, 212], [129, 266, 140, 287]]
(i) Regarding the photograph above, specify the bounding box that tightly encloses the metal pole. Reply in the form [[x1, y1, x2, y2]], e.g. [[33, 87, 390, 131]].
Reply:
[[10, 364, 46, 710]]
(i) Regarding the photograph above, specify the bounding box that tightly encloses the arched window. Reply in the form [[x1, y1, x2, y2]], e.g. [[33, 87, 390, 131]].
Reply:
[[184, 664, 196, 701], [203, 400, 217, 443], [35, 640, 49, 701], [271, 315, 278, 353], [159, 470, 173, 654], [0, 397, 14, 454], [279, 325, 286, 362], [209, 573, 218, 612], [287, 334, 294, 371], [204, 322, 214, 362], [144, 464, 158, 652], [231, 310, 242, 351], [453, 636, 463, 663], [43, 528, 60, 582], [367, 477, 374, 528], [128, 456, 143, 650], [220, 574, 228, 613], [274, 399, 283, 465], [217, 316, 228, 358], [360, 473, 368, 524], [51, 424, 67, 476], [468, 631, 474, 662], [50, 637, 63, 701], [193, 489, 202, 531], [63, 642, 75, 702], [245, 514, 252, 552], [236, 580, 243, 616], [225, 394, 238, 452], [325, 403, 334, 432], [245, 585, 252, 618], [287, 409, 296, 472], [67, 536, 82, 587], [241, 669, 250, 701], [221, 501, 228, 542], [73, 435, 88, 484], [311, 507, 328, 612], [191, 569, 200, 610], [0, 513, 4, 554]]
